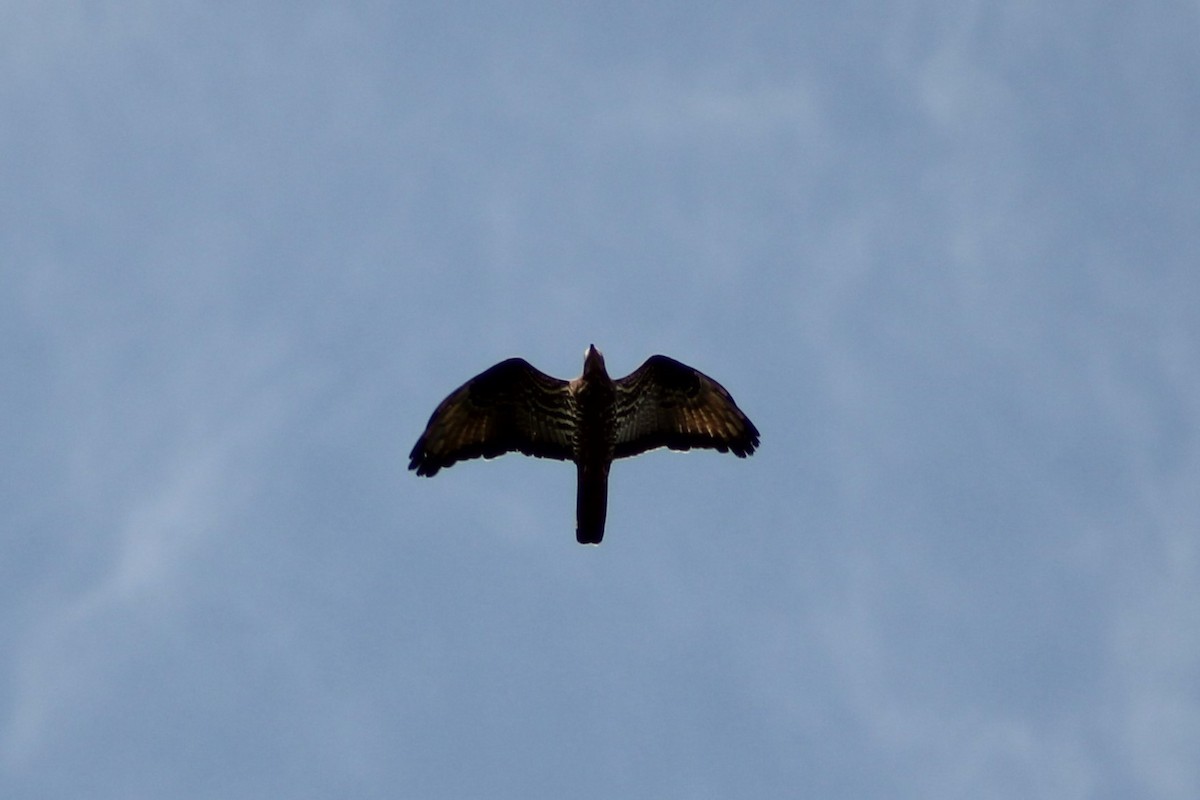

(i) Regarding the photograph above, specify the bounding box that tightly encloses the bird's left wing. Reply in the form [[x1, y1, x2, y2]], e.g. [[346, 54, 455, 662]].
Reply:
[[612, 355, 759, 459], [410, 358, 577, 476]]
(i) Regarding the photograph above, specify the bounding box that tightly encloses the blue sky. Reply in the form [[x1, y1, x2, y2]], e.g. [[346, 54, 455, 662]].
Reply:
[[3, 3, 1198, 798]]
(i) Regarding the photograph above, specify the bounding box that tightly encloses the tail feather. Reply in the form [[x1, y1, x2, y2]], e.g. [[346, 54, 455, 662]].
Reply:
[[575, 464, 609, 544]]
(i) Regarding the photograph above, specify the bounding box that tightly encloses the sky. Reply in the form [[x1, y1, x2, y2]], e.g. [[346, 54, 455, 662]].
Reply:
[[2, 2, 1199, 798]]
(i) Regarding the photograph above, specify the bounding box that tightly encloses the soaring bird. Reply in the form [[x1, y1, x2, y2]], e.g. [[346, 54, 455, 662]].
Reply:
[[409, 345, 759, 544]]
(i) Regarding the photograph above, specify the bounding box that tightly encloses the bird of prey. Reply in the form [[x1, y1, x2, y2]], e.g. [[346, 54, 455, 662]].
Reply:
[[410, 346, 759, 545]]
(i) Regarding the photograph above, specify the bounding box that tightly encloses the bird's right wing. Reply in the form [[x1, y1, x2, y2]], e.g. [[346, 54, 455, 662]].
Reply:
[[409, 358, 577, 476], [613, 355, 759, 459]]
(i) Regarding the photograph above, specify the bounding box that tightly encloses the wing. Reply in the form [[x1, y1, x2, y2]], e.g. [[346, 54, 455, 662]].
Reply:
[[612, 355, 759, 459], [409, 358, 577, 476]]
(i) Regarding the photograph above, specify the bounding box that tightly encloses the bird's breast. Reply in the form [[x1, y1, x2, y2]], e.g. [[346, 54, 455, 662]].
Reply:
[[572, 382, 616, 464]]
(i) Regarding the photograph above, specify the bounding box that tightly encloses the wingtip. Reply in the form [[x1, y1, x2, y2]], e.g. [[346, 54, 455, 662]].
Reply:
[[732, 434, 760, 458], [408, 442, 441, 476], [409, 460, 438, 476]]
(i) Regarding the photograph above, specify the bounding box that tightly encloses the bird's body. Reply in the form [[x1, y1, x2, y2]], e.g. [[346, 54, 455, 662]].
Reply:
[[410, 345, 758, 544], [569, 348, 618, 543]]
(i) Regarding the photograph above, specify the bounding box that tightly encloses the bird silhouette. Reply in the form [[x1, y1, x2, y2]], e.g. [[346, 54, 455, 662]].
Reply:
[[410, 345, 759, 544]]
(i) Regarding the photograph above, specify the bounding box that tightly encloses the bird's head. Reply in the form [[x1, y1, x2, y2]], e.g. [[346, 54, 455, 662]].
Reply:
[[583, 344, 607, 378]]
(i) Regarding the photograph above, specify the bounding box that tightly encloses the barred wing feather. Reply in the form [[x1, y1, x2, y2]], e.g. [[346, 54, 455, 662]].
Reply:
[[612, 355, 759, 460], [409, 358, 577, 476]]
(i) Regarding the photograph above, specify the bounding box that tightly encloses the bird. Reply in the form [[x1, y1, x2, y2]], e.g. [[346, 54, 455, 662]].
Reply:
[[409, 345, 759, 544]]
